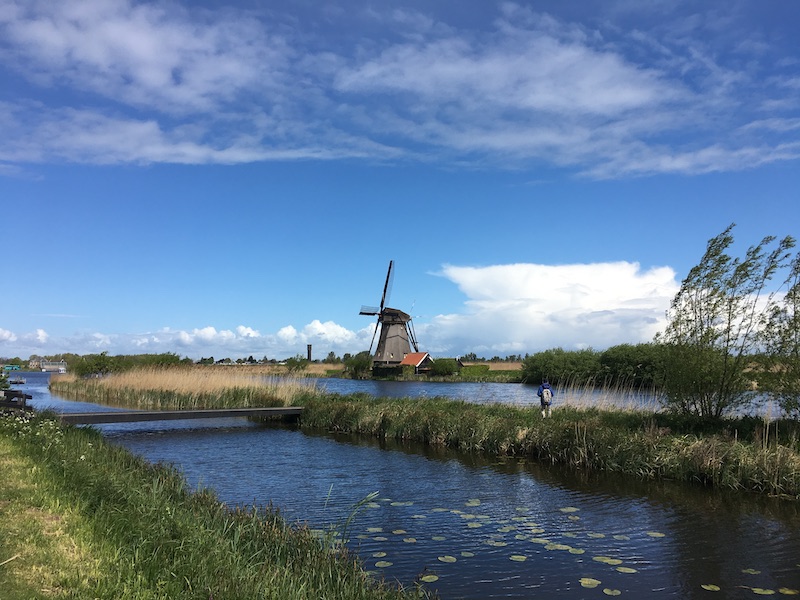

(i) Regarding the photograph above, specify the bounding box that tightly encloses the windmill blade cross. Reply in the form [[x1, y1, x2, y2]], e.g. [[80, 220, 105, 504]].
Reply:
[[368, 317, 380, 353], [380, 260, 394, 311]]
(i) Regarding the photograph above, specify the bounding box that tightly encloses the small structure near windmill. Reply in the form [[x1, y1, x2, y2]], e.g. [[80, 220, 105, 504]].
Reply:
[[360, 260, 421, 374]]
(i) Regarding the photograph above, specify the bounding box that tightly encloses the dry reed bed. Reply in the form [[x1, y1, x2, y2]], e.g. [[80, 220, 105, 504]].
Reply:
[[50, 368, 318, 410]]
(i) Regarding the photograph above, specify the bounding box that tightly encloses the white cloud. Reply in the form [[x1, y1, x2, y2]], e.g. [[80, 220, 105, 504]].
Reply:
[[0, 328, 18, 342], [423, 262, 679, 355], [236, 325, 261, 338], [0, 1, 797, 176], [0, 262, 680, 361]]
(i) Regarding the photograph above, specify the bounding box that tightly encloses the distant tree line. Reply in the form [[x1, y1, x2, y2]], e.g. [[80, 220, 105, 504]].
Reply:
[[67, 352, 192, 377]]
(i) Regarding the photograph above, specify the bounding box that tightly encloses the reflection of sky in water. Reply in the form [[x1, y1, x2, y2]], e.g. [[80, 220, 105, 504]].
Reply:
[[106, 426, 800, 599], [19, 371, 800, 598]]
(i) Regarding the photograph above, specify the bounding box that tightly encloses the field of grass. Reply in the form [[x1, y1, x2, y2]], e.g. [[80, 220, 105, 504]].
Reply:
[[49, 368, 800, 498], [0, 410, 428, 600]]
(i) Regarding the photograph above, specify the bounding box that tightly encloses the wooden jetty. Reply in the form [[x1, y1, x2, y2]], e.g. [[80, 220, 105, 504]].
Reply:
[[59, 407, 303, 425], [1, 389, 33, 410]]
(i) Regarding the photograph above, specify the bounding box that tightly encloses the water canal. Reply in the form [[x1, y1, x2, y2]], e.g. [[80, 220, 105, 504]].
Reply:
[[17, 372, 800, 599]]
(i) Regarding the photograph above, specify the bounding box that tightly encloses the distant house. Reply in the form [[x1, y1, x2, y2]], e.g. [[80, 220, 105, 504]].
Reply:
[[399, 352, 434, 374], [36, 359, 68, 373]]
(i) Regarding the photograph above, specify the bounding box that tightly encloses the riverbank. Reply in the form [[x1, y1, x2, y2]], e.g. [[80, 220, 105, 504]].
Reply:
[[0, 410, 428, 600], [49, 371, 800, 498]]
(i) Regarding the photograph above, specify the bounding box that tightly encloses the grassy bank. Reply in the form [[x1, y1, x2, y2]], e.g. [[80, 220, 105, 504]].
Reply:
[[0, 410, 426, 600], [49, 370, 800, 498]]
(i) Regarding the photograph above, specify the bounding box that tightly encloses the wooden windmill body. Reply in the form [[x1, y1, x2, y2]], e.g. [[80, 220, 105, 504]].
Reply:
[[360, 261, 419, 368]]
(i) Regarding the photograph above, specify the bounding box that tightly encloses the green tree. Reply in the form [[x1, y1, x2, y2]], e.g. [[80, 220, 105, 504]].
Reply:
[[284, 355, 309, 374], [521, 348, 601, 386], [344, 351, 372, 379], [657, 224, 796, 419], [761, 253, 800, 418], [430, 358, 459, 377], [599, 343, 667, 390]]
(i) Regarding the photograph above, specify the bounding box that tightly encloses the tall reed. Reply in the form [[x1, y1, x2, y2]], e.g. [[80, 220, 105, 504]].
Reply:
[[51, 368, 318, 410], [50, 369, 800, 498]]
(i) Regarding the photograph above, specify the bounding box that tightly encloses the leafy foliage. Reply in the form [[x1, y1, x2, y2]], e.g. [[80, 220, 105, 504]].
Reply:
[[344, 351, 373, 379], [760, 253, 800, 418], [429, 358, 460, 377], [70, 352, 190, 377], [658, 224, 797, 419]]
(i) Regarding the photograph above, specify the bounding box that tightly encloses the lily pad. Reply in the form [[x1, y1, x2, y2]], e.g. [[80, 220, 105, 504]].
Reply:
[[742, 568, 762, 575], [545, 543, 572, 551], [467, 522, 483, 528], [438, 555, 457, 563], [593, 556, 623, 565], [568, 548, 586, 555], [701, 584, 721, 591], [646, 531, 666, 538], [778, 588, 799, 595], [528, 527, 546, 534], [560, 507, 580, 513], [751, 589, 776, 595], [510, 555, 527, 562], [432, 535, 447, 541], [587, 533, 606, 538], [461, 551, 475, 557], [603, 589, 622, 596], [616, 566, 637, 573], [403, 537, 417, 543], [375, 560, 393, 568], [580, 578, 602, 589], [466, 499, 481, 507], [420, 574, 439, 583], [392, 529, 407, 535], [372, 551, 387, 558]]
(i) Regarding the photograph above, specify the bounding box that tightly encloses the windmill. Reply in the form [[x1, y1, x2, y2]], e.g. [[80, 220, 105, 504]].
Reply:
[[359, 260, 419, 367]]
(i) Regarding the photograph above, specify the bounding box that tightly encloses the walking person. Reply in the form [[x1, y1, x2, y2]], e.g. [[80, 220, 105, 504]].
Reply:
[[537, 379, 554, 418]]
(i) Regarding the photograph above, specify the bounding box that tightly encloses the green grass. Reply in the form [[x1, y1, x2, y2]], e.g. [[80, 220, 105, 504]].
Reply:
[[299, 394, 800, 497], [0, 411, 429, 600], [49, 375, 800, 498]]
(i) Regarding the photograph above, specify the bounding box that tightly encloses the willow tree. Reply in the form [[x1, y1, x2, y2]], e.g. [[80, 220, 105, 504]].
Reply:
[[658, 224, 796, 419], [761, 253, 800, 418]]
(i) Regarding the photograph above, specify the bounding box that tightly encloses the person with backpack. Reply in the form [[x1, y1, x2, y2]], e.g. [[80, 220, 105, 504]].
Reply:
[[537, 379, 554, 418]]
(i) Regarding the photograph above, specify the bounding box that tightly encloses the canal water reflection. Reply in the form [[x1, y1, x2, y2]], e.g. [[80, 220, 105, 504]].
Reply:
[[17, 372, 800, 599]]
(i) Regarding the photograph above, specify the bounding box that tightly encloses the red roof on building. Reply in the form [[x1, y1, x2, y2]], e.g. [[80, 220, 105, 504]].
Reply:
[[399, 352, 430, 367]]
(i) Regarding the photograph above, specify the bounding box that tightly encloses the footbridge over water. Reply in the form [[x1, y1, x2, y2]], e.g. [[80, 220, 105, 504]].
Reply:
[[59, 406, 303, 425]]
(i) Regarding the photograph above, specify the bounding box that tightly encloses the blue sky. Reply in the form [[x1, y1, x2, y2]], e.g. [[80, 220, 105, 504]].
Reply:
[[1, 0, 798, 361]]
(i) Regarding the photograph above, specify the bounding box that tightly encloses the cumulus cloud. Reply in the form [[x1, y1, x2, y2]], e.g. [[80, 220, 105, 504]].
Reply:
[[422, 262, 679, 355], [0, 328, 18, 342], [0, 262, 680, 360]]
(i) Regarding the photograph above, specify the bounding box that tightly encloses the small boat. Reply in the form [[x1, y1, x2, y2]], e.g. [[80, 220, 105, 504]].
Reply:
[[9, 376, 26, 385]]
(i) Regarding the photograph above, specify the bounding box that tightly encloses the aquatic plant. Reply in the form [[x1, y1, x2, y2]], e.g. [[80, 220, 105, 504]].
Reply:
[[50, 370, 800, 497], [0, 411, 427, 599]]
